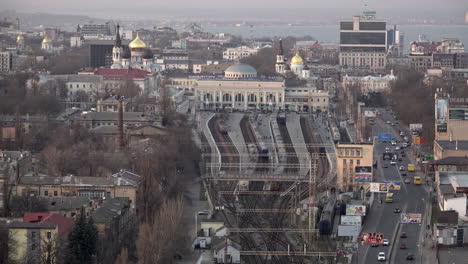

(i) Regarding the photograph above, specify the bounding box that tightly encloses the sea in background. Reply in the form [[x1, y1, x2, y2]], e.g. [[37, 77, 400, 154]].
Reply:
[[200, 24, 468, 54]]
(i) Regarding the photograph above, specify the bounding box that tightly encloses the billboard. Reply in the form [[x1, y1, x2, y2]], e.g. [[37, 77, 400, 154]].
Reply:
[[409, 123, 423, 131], [341, 215, 362, 226], [370, 183, 388, 193], [346, 205, 366, 216], [449, 109, 468, 120], [413, 137, 427, 145], [338, 225, 360, 237], [378, 133, 392, 141], [436, 98, 448, 132], [401, 213, 422, 224], [364, 110, 376, 117], [354, 166, 372, 182], [1, 127, 16, 139], [384, 181, 401, 191], [336, 242, 358, 255], [360, 232, 384, 245]]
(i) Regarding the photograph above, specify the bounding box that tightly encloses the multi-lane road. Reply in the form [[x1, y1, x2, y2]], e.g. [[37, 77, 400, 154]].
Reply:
[[357, 109, 431, 264]]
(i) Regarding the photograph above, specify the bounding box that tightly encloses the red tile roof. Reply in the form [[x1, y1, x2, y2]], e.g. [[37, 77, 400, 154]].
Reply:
[[23, 213, 75, 238], [81, 68, 151, 80]]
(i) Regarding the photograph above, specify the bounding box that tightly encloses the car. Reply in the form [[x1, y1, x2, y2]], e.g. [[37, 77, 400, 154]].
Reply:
[[400, 131, 405, 136], [403, 142, 408, 148], [372, 243, 379, 247], [383, 163, 389, 168], [390, 161, 396, 165], [383, 239, 389, 246], [378, 252, 386, 261], [391, 141, 396, 146], [392, 123, 396, 126], [399, 166, 405, 171], [402, 173, 407, 177], [386, 120, 391, 124], [404, 178, 411, 184], [402, 153, 406, 157], [406, 254, 415, 260], [394, 208, 401, 213], [386, 146, 391, 151], [398, 158, 403, 162], [396, 146, 401, 150], [404, 136, 409, 141], [400, 232, 408, 238], [400, 243, 407, 249]]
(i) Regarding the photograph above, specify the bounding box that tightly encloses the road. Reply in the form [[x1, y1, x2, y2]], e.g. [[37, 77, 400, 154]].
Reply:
[[357, 109, 430, 264]]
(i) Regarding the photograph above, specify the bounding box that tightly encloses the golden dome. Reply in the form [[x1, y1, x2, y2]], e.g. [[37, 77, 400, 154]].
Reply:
[[42, 36, 52, 44], [128, 33, 146, 49], [17, 35, 24, 41], [291, 52, 304, 65]]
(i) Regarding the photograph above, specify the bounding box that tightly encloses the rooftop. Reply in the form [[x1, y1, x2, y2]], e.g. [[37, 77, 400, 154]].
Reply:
[[23, 213, 74, 238], [93, 198, 130, 224], [8, 221, 56, 229], [75, 111, 152, 122], [19, 174, 124, 187], [436, 140, 468, 151], [80, 68, 151, 80], [439, 171, 468, 187], [431, 156, 468, 166]]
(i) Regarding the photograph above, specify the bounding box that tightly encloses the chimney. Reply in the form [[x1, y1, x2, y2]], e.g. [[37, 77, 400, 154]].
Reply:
[[117, 96, 124, 149]]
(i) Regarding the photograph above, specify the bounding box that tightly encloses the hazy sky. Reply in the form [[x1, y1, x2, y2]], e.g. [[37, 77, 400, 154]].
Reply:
[[3, 0, 468, 11]]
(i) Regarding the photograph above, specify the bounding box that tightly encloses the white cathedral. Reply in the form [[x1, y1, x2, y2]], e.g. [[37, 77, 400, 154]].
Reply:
[[275, 39, 310, 79], [110, 25, 160, 72]]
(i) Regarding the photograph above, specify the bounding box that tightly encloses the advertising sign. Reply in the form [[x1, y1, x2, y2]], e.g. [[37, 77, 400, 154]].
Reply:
[[346, 205, 366, 216], [336, 242, 358, 255], [384, 181, 401, 191], [338, 225, 360, 237], [400, 213, 422, 224], [413, 137, 427, 145], [370, 183, 388, 193], [1, 127, 16, 139], [341, 215, 362, 226], [354, 166, 372, 182], [378, 133, 393, 141], [436, 98, 448, 132], [449, 109, 468, 120], [360, 232, 384, 245], [364, 110, 376, 118], [409, 123, 423, 131]]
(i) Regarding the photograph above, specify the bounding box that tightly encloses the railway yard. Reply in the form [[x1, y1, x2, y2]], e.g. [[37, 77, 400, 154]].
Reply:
[[200, 111, 337, 263]]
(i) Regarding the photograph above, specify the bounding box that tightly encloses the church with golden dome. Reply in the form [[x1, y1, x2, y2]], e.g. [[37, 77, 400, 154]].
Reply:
[[275, 40, 310, 79], [110, 25, 157, 71]]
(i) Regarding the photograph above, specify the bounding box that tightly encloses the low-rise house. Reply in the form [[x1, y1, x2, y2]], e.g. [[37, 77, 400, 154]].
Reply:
[[15, 174, 138, 211], [97, 96, 129, 112], [8, 221, 59, 264], [436, 171, 468, 221], [23, 212, 74, 239], [72, 111, 154, 129], [212, 239, 241, 264]]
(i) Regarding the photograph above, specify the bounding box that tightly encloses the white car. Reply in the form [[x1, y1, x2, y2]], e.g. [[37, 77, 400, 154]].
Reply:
[[395, 146, 401, 150], [386, 120, 391, 124], [390, 161, 396, 165], [404, 136, 409, 142], [399, 166, 405, 171], [383, 239, 389, 246], [385, 146, 390, 152], [391, 141, 396, 146], [378, 252, 386, 261], [403, 142, 408, 148], [400, 131, 405, 136]]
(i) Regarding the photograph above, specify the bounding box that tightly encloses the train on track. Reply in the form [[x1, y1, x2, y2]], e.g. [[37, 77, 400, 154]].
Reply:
[[331, 125, 341, 143], [318, 195, 337, 235], [238, 180, 249, 191]]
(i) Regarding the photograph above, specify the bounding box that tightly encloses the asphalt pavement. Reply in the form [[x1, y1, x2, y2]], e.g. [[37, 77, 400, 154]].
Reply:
[[356, 109, 430, 264]]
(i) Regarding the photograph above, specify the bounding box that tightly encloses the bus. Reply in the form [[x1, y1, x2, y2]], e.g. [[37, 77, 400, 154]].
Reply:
[[385, 192, 394, 203], [413, 176, 422, 185], [407, 164, 415, 172]]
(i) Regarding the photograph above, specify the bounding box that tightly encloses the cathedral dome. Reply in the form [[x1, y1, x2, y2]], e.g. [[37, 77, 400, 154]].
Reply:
[[42, 36, 52, 44], [224, 63, 257, 79], [129, 33, 146, 49], [291, 53, 304, 65]]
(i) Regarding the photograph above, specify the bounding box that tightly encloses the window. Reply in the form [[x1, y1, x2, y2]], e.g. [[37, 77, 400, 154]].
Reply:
[[350, 168, 353, 173], [343, 159, 347, 165], [31, 244, 36, 250], [44, 190, 48, 196], [356, 150, 361, 156], [47, 232, 52, 239], [357, 160, 361, 165], [351, 150, 354, 156], [31, 232, 36, 239], [350, 159, 353, 165], [54, 191, 58, 196]]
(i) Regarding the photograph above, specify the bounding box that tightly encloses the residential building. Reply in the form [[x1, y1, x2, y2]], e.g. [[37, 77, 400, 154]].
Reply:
[[437, 39, 465, 54], [434, 141, 468, 160], [97, 96, 129, 112], [15, 175, 138, 210], [284, 88, 329, 112], [409, 53, 433, 71], [23, 213, 75, 239], [455, 53, 468, 68], [342, 70, 396, 94], [94, 198, 133, 263], [434, 95, 468, 142], [436, 171, 468, 221], [8, 221, 59, 264], [432, 53, 456, 69], [335, 143, 374, 190], [223, 46, 259, 61], [36, 196, 95, 218], [79, 22, 115, 38], [72, 111, 155, 129], [339, 11, 387, 70], [43, 74, 104, 100], [70, 35, 84, 48], [0, 51, 13, 72]]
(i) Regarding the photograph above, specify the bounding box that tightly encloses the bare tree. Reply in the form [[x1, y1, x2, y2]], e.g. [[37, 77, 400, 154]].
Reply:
[[115, 248, 129, 264], [40, 233, 61, 264], [0, 221, 18, 264], [136, 197, 184, 264]]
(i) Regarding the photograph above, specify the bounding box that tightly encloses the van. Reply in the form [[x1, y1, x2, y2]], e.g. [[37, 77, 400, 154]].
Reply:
[[407, 164, 415, 172], [413, 176, 421, 185]]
